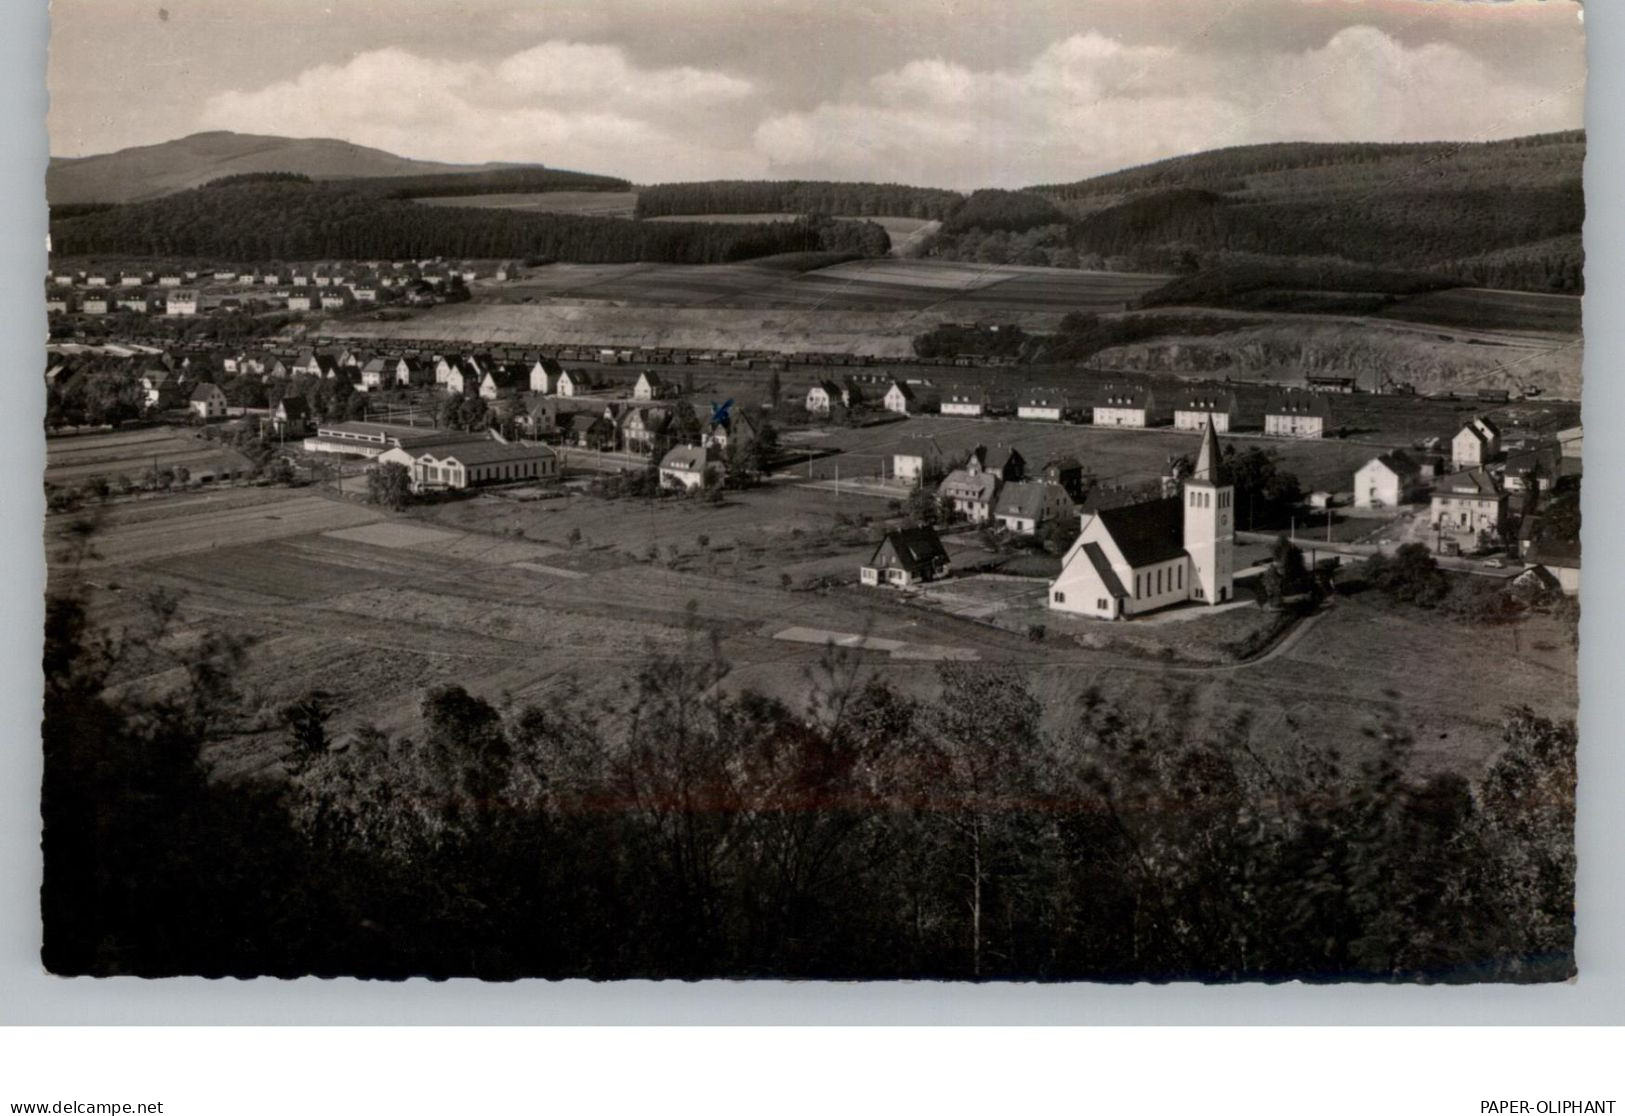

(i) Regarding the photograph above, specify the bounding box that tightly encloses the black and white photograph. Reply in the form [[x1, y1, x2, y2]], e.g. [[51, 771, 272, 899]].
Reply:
[[36, 0, 1587, 987]]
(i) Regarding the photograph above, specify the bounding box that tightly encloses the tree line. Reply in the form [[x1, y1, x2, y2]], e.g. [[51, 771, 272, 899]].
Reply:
[[40, 554, 1575, 982], [47, 180, 889, 265], [635, 180, 963, 220]]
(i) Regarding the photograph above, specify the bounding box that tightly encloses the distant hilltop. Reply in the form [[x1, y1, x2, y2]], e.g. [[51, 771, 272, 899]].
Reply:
[[46, 130, 528, 206]]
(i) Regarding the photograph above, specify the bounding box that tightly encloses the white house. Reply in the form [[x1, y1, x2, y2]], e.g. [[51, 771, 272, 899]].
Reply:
[[1016, 391, 1066, 423], [1093, 385, 1155, 428], [1263, 391, 1329, 439], [1048, 419, 1234, 620], [188, 383, 228, 421], [634, 371, 668, 401], [1173, 392, 1237, 433], [659, 445, 720, 491], [806, 381, 841, 415], [860, 527, 951, 588], [529, 357, 563, 394], [1354, 451, 1424, 509], [555, 367, 583, 397], [1429, 467, 1505, 538], [1452, 416, 1502, 470], [287, 288, 315, 312], [992, 481, 1074, 535], [165, 290, 200, 316], [941, 391, 988, 418], [883, 380, 917, 415], [936, 469, 1001, 523]]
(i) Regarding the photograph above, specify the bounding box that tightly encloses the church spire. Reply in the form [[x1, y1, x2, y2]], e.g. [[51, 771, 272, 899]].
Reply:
[[1193, 416, 1221, 482]]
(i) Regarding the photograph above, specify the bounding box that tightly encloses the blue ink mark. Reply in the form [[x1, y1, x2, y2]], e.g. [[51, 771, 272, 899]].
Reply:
[[711, 398, 735, 425]]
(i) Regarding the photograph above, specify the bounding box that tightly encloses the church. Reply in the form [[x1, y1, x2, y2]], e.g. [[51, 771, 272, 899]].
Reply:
[[1048, 418, 1235, 620]]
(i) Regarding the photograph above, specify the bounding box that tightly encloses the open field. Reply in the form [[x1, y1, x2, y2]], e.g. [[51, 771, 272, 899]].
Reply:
[[415, 191, 640, 217], [644, 213, 942, 254], [50, 463, 1576, 787], [790, 414, 1404, 494], [1378, 287, 1583, 335], [46, 427, 256, 487]]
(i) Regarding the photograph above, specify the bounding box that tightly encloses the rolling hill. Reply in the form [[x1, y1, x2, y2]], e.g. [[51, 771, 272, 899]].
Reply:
[[46, 131, 522, 205]]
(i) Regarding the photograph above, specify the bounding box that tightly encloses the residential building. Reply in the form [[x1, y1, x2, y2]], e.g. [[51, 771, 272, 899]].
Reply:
[[478, 364, 527, 400], [634, 371, 669, 401], [188, 383, 228, 421], [1305, 376, 1357, 393], [993, 481, 1075, 535], [555, 368, 583, 397], [1173, 391, 1237, 433], [1263, 391, 1329, 439], [1040, 456, 1087, 502], [1016, 391, 1067, 422], [273, 396, 309, 436], [1353, 451, 1424, 509], [1429, 467, 1506, 538], [358, 358, 391, 392], [287, 288, 315, 312], [860, 527, 951, 588], [883, 380, 917, 415], [659, 445, 720, 491], [621, 408, 674, 457], [941, 390, 988, 418], [1452, 416, 1502, 470], [937, 468, 1002, 523], [1048, 419, 1234, 619], [806, 380, 841, 415], [529, 357, 563, 394], [1093, 385, 1155, 428]]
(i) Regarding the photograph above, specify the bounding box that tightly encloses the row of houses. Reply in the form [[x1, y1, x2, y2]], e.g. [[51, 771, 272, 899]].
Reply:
[[49, 258, 508, 291], [859, 379, 1337, 437]]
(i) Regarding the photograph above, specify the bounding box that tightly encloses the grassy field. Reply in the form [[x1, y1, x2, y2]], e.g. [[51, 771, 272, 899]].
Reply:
[[46, 427, 255, 487], [415, 191, 640, 217], [51, 463, 1575, 788], [1378, 287, 1583, 335]]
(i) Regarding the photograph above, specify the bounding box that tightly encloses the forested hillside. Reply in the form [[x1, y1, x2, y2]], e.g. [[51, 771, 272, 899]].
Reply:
[[636, 180, 962, 220], [926, 131, 1584, 294], [47, 179, 889, 264]]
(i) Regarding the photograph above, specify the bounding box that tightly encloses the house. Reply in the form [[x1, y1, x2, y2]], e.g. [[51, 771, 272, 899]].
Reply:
[[1093, 385, 1155, 428], [141, 369, 178, 409], [659, 445, 720, 491], [937, 469, 1002, 523], [555, 367, 584, 397], [622, 408, 674, 457], [1522, 535, 1580, 597], [1354, 451, 1424, 509], [85, 273, 110, 288], [117, 291, 152, 313], [1040, 455, 1087, 502], [806, 381, 842, 415], [529, 357, 563, 394], [883, 380, 917, 415], [478, 364, 527, 400], [892, 443, 943, 487], [634, 371, 669, 401], [120, 273, 145, 287], [188, 382, 228, 421], [156, 273, 183, 288], [564, 411, 616, 451], [1429, 468, 1505, 539], [286, 288, 316, 312], [991, 447, 1026, 483], [993, 481, 1075, 535], [411, 440, 559, 491], [1048, 419, 1234, 619], [941, 390, 988, 418], [1173, 391, 1237, 433], [443, 358, 482, 395], [81, 294, 112, 315], [164, 289, 200, 316], [705, 408, 760, 456], [273, 396, 310, 436], [1501, 447, 1561, 493], [861, 527, 951, 588], [319, 288, 352, 311], [1263, 391, 1329, 439], [1016, 391, 1066, 422], [1452, 416, 1502, 470], [358, 358, 392, 392], [45, 293, 76, 315], [1556, 425, 1583, 462]]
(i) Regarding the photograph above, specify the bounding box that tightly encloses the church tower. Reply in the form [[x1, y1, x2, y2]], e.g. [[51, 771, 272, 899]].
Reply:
[[1183, 417, 1234, 604]]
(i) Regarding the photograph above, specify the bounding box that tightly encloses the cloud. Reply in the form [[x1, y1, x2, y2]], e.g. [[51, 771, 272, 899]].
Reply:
[[198, 42, 764, 180], [752, 26, 1584, 188]]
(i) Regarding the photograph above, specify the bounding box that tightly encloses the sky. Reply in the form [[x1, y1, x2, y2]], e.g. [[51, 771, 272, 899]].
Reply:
[[47, 0, 1587, 189]]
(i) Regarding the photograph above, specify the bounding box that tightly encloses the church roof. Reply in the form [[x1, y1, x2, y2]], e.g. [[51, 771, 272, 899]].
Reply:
[[1194, 417, 1221, 481], [1083, 542, 1129, 599], [1097, 496, 1186, 568]]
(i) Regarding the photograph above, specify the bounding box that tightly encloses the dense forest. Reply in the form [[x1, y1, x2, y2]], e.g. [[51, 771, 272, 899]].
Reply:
[[365, 166, 632, 200], [919, 131, 1585, 294], [47, 179, 888, 264], [41, 545, 1576, 981], [636, 180, 963, 220]]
